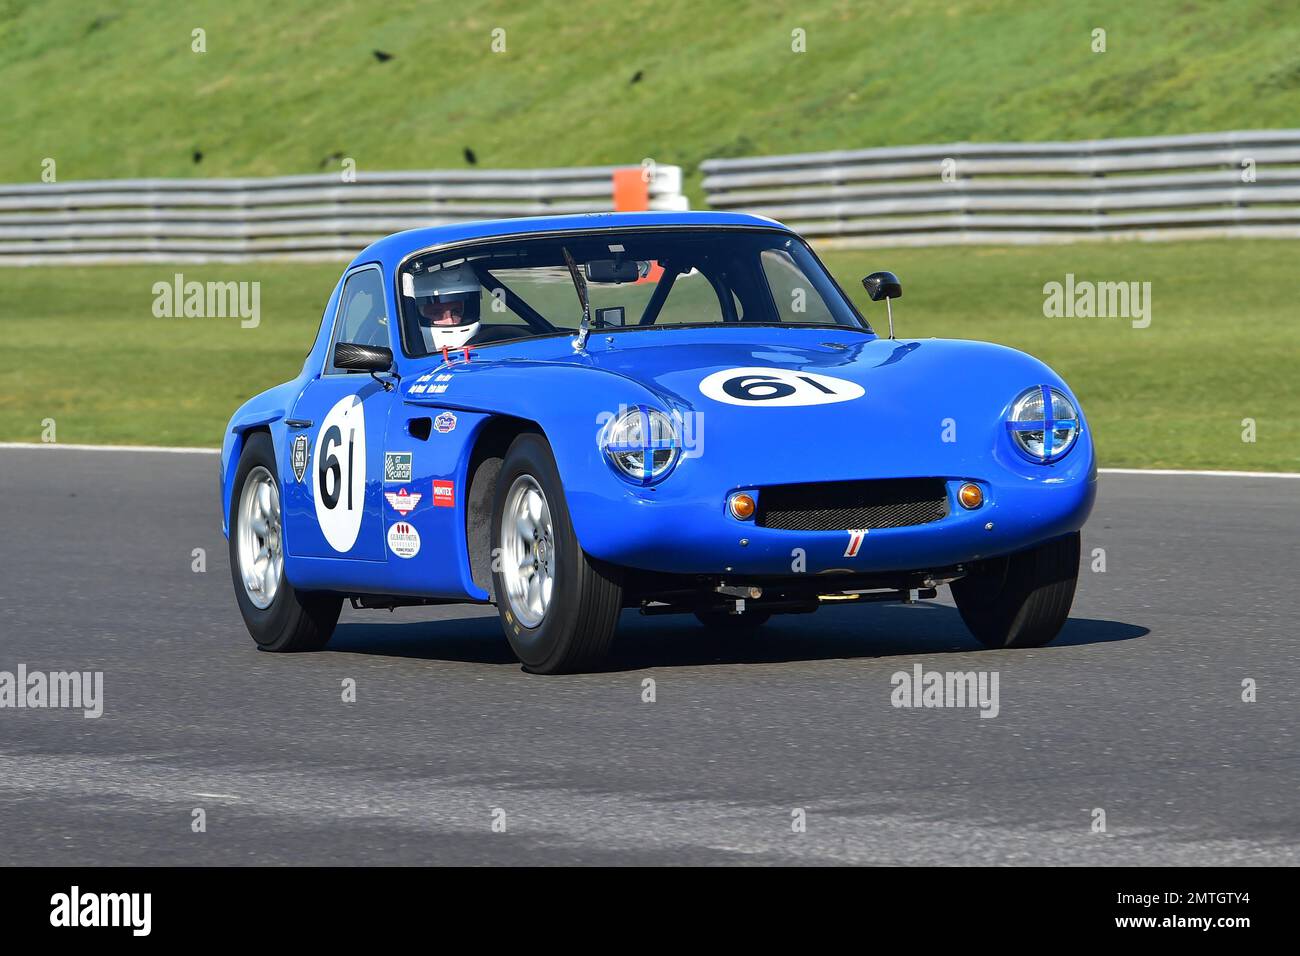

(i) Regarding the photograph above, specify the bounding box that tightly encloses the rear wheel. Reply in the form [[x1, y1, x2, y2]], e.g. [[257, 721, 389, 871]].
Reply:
[[229, 432, 341, 652], [491, 433, 623, 673], [951, 532, 1079, 649]]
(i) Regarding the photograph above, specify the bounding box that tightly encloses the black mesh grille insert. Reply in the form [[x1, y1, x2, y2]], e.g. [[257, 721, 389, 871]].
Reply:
[[755, 478, 949, 531]]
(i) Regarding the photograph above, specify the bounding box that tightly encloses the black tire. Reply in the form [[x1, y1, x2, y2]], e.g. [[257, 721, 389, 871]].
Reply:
[[695, 609, 771, 635], [490, 433, 623, 674], [951, 532, 1080, 649], [229, 431, 341, 652]]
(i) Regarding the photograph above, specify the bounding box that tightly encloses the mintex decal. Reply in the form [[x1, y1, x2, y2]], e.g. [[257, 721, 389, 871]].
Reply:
[[384, 487, 422, 516], [384, 451, 412, 482], [387, 522, 421, 559], [433, 480, 455, 508], [843, 529, 868, 558], [291, 435, 308, 482], [434, 411, 457, 433]]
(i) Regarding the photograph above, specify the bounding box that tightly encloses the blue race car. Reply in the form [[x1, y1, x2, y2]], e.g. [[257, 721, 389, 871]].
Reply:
[[221, 211, 1095, 673]]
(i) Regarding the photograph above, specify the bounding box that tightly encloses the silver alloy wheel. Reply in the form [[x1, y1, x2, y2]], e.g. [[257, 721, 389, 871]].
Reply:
[[237, 465, 283, 610], [500, 474, 555, 628]]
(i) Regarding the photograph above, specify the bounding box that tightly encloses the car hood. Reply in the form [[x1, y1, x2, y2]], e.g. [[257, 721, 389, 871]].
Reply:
[[405, 325, 1091, 488], [569, 326, 1084, 483]]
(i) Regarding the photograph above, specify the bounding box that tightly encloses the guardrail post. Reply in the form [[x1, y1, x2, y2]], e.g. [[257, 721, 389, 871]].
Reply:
[[612, 167, 649, 211]]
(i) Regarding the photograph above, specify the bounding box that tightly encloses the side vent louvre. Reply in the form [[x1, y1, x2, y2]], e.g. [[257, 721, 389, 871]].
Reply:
[[408, 417, 432, 441]]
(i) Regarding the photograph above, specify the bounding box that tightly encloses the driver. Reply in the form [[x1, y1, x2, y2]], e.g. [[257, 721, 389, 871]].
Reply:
[[411, 261, 482, 353]]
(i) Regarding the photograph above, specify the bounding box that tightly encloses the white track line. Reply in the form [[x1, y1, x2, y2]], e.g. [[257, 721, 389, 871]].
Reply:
[[0, 441, 218, 455], [1099, 467, 1300, 479], [0, 442, 1296, 478]]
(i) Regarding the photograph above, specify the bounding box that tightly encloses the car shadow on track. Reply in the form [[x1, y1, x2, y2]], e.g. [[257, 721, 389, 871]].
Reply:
[[324, 601, 1148, 671]]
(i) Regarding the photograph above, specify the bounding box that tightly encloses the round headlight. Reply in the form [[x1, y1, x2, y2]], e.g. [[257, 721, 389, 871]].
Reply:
[[1007, 386, 1080, 463], [601, 407, 681, 484]]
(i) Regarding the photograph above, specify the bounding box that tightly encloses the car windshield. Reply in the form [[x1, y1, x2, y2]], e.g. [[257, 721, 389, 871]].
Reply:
[[397, 228, 869, 356]]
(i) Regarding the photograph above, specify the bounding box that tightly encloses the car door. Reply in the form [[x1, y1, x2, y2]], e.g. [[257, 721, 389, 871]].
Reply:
[[283, 264, 395, 562]]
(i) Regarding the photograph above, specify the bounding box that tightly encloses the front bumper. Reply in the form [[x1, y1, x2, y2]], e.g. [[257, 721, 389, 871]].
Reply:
[[570, 469, 1097, 576]]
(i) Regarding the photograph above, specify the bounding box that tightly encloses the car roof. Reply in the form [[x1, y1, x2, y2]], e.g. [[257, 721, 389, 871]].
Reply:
[[349, 210, 792, 271]]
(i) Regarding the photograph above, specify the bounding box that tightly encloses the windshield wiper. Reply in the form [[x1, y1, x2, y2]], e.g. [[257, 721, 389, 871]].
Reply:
[[561, 246, 591, 351]]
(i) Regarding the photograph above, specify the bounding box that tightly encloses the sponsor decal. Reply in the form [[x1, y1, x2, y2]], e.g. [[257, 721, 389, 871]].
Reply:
[[433, 479, 455, 508], [313, 395, 366, 552], [384, 451, 412, 482], [384, 487, 422, 515], [434, 411, 457, 433], [844, 529, 868, 557], [387, 521, 421, 559], [698, 367, 865, 407], [291, 435, 308, 482]]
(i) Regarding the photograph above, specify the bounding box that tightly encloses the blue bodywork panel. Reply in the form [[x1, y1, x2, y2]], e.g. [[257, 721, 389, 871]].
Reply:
[[220, 211, 1095, 601]]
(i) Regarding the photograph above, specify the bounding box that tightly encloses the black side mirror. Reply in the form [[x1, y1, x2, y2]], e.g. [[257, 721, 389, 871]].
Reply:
[[862, 271, 902, 301], [862, 271, 903, 339], [333, 342, 393, 373]]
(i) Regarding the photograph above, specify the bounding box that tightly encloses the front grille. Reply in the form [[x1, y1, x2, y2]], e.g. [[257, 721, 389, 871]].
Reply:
[[754, 478, 949, 531]]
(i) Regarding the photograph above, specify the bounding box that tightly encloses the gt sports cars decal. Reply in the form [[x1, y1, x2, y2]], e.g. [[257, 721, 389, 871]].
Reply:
[[699, 367, 864, 407], [313, 395, 366, 553], [384, 451, 412, 482]]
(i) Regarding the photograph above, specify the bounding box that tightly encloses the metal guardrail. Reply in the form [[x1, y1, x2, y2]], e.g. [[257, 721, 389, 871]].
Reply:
[[8, 130, 1298, 261], [0, 166, 687, 264], [700, 130, 1300, 246]]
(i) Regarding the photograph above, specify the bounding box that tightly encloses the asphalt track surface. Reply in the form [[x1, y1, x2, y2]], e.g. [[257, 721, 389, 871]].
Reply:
[[1, 446, 1296, 865]]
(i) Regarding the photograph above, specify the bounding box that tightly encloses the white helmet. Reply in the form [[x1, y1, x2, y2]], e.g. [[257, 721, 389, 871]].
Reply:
[[409, 261, 481, 351]]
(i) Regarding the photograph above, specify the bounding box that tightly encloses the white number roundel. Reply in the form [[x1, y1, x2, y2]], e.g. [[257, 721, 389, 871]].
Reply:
[[699, 367, 865, 407], [313, 395, 366, 552]]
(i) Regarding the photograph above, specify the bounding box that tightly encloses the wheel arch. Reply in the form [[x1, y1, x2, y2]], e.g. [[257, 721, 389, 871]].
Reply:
[[221, 424, 272, 537], [464, 414, 544, 596]]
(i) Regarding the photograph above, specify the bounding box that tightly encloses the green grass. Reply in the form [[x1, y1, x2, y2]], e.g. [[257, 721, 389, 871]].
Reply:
[[824, 242, 1299, 472], [3, 0, 1299, 203], [2, 241, 1294, 470]]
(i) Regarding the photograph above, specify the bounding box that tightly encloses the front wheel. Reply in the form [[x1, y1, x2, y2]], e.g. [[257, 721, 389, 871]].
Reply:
[[490, 433, 623, 674], [951, 532, 1080, 649], [229, 431, 341, 652]]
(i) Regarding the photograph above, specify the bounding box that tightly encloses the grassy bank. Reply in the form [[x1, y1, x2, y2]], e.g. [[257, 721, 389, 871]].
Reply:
[[3, 1, 1298, 202]]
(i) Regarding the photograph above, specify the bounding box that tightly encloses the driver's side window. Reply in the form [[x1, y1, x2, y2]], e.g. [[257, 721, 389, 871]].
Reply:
[[327, 267, 389, 373]]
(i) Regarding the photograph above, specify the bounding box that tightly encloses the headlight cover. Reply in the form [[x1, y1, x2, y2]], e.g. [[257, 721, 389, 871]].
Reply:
[[1007, 386, 1080, 463], [600, 406, 682, 484]]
